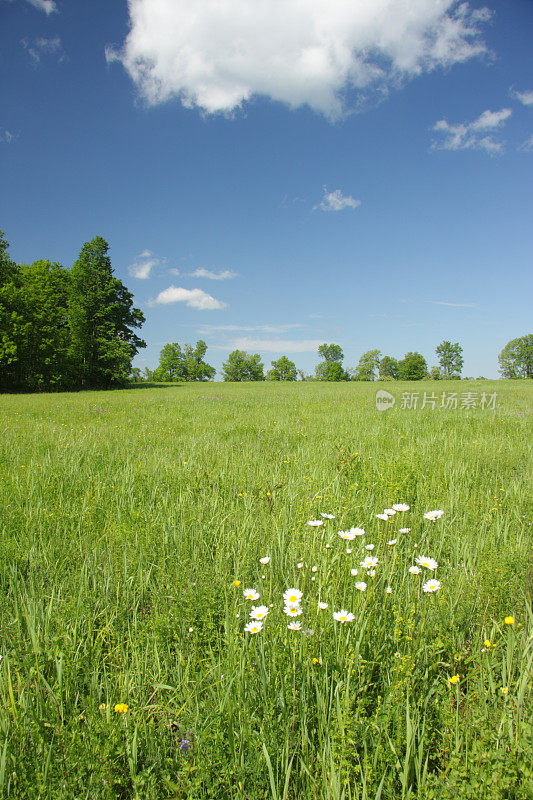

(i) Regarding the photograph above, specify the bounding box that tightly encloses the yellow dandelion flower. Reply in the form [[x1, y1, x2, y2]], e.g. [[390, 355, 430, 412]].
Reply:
[[448, 675, 460, 685], [233, 580, 241, 587], [504, 616, 514, 625], [484, 640, 491, 648]]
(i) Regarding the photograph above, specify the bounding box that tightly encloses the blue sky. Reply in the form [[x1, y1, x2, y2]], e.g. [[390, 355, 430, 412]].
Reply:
[[1, 0, 532, 378]]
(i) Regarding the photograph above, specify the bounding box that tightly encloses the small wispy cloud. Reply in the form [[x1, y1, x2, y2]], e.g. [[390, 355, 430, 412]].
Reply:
[[213, 337, 321, 353], [510, 88, 533, 107], [431, 108, 512, 155], [24, 0, 57, 14], [199, 323, 302, 334], [517, 134, 533, 152], [152, 286, 227, 310], [21, 35, 66, 64], [314, 187, 361, 212], [429, 301, 476, 308], [189, 267, 238, 280], [0, 129, 15, 144], [128, 249, 166, 280]]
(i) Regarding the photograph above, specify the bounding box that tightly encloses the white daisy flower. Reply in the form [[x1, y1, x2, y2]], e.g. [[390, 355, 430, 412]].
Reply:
[[422, 579, 441, 593], [346, 548, 353, 554], [318, 601, 329, 610], [243, 588, 260, 601], [311, 565, 318, 572], [399, 528, 411, 533], [259, 556, 270, 564], [383, 508, 397, 516], [320, 513, 335, 519], [423, 510, 444, 521], [387, 539, 397, 546], [365, 544, 375, 551], [287, 621, 302, 630], [386, 586, 393, 594], [244, 621, 263, 634], [376, 513, 389, 521], [284, 605, 303, 617], [367, 569, 376, 577], [297, 562, 304, 569], [349, 527, 365, 536], [283, 589, 303, 605], [307, 520, 323, 527], [325, 544, 331, 549], [415, 555, 439, 571], [303, 628, 314, 636], [350, 568, 358, 576], [409, 566, 421, 575], [360, 556, 379, 569], [338, 530, 356, 541], [249, 605, 269, 620], [333, 610, 355, 623], [355, 581, 367, 591], [392, 503, 410, 512]]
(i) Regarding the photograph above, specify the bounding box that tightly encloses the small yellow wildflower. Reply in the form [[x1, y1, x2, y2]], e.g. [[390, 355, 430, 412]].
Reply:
[[484, 640, 492, 648], [114, 703, 129, 714], [98, 703, 108, 711], [312, 658, 319, 665], [500, 686, 509, 695], [504, 616, 514, 625], [448, 675, 460, 685], [233, 580, 241, 587]]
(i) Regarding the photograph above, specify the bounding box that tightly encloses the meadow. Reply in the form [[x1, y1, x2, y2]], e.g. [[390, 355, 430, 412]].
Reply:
[[0, 379, 531, 800]]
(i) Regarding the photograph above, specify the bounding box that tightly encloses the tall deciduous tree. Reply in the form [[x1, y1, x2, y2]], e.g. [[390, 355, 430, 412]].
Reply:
[[0, 231, 25, 391], [222, 350, 264, 381], [498, 335, 533, 378], [315, 342, 348, 381], [153, 340, 215, 381], [398, 352, 428, 381], [353, 349, 381, 381], [68, 237, 145, 388], [379, 355, 399, 379], [267, 355, 297, 381], [436, 340, 463, 378]]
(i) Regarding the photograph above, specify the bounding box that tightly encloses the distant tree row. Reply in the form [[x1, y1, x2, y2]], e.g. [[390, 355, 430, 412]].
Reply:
[[148, 335, 532, 383], [0, 231, 145, 392]]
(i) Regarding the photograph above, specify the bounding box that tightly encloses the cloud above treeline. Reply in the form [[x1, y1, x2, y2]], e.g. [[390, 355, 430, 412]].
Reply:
[[106, 0, 491, 118], [153, 286, 228, 310], [189, 268, 238, 280]]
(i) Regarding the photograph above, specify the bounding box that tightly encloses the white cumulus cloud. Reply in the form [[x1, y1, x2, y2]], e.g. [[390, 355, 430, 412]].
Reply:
[[106, 0, 490, 118], [510, 88, 533, 107], [432, 107, 512, 154], [24, 0, 57, 14], [314, 187, 361, 211], [128, 249, 166, 279], [189, 267, 238, 280], [0, 129, 15, 144], [153, 286, 228, 310]]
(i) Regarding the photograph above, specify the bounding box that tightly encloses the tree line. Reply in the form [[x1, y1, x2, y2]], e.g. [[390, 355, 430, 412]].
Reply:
[[146, 337, 532, 383], [0, 231, 145, 392]]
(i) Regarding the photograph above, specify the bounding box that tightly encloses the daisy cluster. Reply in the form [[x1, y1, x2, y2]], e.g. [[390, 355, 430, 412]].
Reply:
[[240, 504, 444, 635]]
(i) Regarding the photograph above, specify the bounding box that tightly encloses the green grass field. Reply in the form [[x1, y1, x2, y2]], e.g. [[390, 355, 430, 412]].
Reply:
[[0, 380, 531, 800]]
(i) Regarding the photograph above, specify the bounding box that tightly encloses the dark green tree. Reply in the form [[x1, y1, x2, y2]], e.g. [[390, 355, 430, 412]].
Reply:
[[222, 350, 264, 381], [18, 260, 71, 390], [498, 335, 533, 378], [153, 340, 215, 381], [398, 352, 428, 381], [436, 340, 463, 378], [315, 342, 348, 381], [68, 236, 145, 388], [266, 355, 297, 381], [0, 231, 25, 391], [379, 355, 399, 380], [353, 349, 381, 381]]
